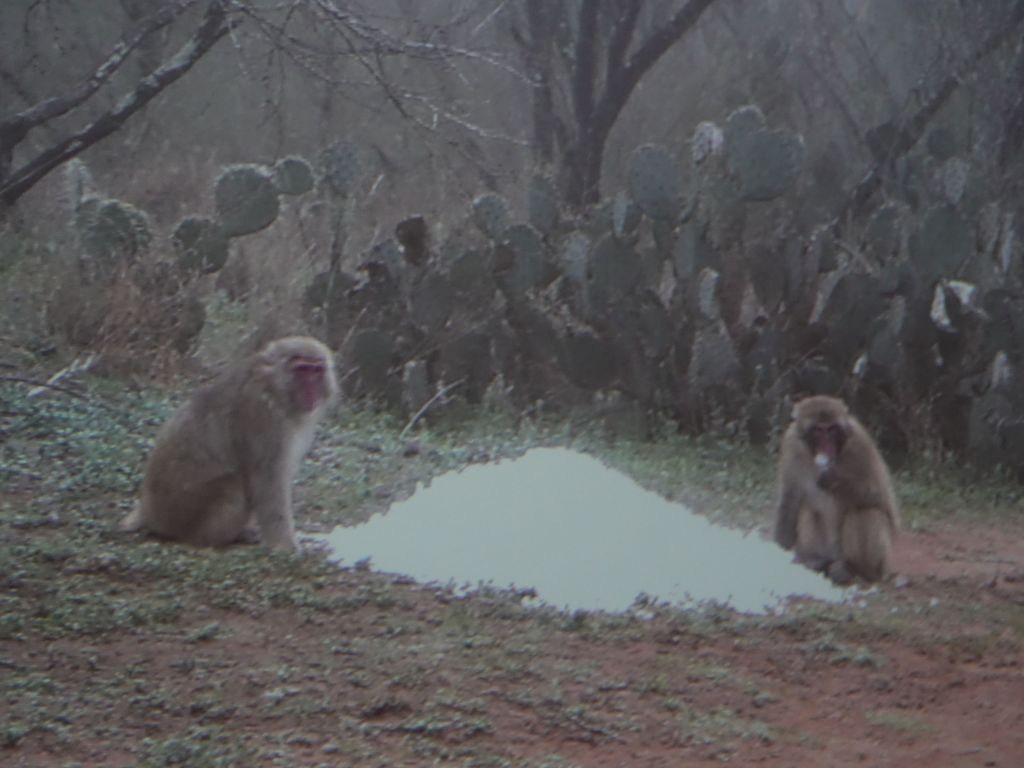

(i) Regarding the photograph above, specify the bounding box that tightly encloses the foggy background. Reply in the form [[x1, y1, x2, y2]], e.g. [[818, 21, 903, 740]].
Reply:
[[3, 0, 1024, 472]]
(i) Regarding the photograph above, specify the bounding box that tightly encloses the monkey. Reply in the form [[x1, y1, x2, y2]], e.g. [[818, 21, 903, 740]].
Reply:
[[773, 395, 899, 585], [122, 336, 338, 551]]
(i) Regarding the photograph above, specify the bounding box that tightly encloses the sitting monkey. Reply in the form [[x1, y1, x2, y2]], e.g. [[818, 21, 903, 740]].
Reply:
[[774, 395, 899, 584], [123, 336, 337, 550]]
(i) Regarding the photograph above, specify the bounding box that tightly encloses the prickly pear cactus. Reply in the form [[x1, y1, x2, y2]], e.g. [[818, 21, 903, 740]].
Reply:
[[365, 239, 404, 284], [584, 234, 641, 318], [172, 216, 229, 275], [671, 220, 714, 283], [691, 122, 724, 166], [817, 273, 885, 371], [635, 290, 673, 360], [401, 359, 431, 416], [939, 157, 970, 206], [862, 203, 905, 264], [693, 267, 721, 323], [408, 271, 454, 336], [439, 331, 494, 403], [689, 325, 740, 390], [214, 165, 280, 237], [909, 205, 972, 284], [304, 268, 357, 311], [559, 232, 590, 286], [472, 192, 511, 240], [627, 144, 683, 222], [74, 196, 152, 272], [748, 242, 785, 313], [982, 290, 1024, 357], [395, 216, 429, 266], [319, 142, 362, 197], [273, 156, 315, 196], [527, 174, 559, 236], [723, 105, 766, 146], [495, 223, 549, 299], [723, 105, 805, 202], [63, 159, 96, 210], [449, 249, 496, 304], [559, 330, 617, 390], [926, 127, 958, 161], [346, 328, 395, 396], [612, 191, 642, 238]]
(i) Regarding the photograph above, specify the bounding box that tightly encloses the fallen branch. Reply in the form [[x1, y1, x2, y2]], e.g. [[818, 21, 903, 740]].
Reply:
[[0, 375, 87, 400], [398, 378, 465, 440]]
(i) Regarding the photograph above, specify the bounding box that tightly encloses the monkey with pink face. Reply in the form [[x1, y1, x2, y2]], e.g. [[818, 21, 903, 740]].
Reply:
[[123, 336, 338, 551], [774, 395, 900, 584]]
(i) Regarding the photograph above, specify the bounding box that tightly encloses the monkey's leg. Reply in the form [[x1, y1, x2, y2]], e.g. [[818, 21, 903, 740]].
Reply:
[[840, 508, 892, 583], [794, 507, 837, 574], [773, 484, 803, 550], [246, 471, 297, 551], [121, 503, 145, 532], [234, 523, 262, 545], [189, 479, 249, 547]]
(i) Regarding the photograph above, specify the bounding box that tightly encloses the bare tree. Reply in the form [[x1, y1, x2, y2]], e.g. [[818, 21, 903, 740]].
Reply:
[[513, 0, 719, 209], [0, 0, 234, 208], [0, 0, 518, 210], [842, 0, 1024, 222]]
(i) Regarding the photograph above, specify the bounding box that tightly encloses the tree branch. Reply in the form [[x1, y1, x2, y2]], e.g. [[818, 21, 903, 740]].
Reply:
[[562, 0, 717, 205], [1, 0, 234, 207], [843, 0, 1024, 221], [571, 0, 599, 124], [606, 1, 641, 76], [599, 0, 717, 129], [0, 0, 197, 143]]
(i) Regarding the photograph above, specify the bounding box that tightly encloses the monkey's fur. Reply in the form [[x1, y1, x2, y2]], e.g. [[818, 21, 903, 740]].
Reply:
[[774, 395, 899, 584], [123, 336, 338, 550]]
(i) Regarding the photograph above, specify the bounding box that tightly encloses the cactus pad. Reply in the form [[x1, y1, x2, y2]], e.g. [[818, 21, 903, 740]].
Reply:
[[527, 174, 559, 236], [75, 196, 152, 271], [273, 156, 315, 196], [172, 216, 229, 275], [319, 142, 362, 197], [627, 144, 683, 222], [472, 192, 511, 240], [215, 165, 280, 237]]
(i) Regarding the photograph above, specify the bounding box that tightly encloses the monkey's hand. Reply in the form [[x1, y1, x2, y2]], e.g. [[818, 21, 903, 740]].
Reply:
[[817, 465, 881, 510], [816, 465, 841, 493]]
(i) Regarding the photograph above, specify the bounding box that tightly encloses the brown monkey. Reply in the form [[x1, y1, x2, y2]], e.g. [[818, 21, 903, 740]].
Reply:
[[122, 336, 338, 551], [774, 395, 899, 584]]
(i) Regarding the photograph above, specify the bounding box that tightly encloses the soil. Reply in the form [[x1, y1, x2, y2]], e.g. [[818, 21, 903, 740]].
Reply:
[[3, 517, 1023, 768], [2, 390, 1022, 767]]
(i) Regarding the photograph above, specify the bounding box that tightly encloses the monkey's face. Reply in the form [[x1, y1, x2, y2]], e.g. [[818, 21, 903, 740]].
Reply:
[[259, 337, 338, 417], [289, 355, 331, 413], [805, 421, 846, 471], [792, 396, 849, 472]]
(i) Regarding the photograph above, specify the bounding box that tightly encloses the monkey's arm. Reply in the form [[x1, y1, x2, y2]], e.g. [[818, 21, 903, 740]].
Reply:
[[817, 461, 885, 510], [245, 465, 297, 551], [773, 482, 803, 550]]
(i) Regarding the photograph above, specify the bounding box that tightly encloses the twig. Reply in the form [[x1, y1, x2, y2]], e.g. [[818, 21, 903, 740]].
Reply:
[[26, 353, 97, 399], [398, 378, 465, 440], [0, 375, 87, 399]]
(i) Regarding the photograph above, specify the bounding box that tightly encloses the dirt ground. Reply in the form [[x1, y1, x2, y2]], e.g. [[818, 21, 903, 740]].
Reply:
[[2, 392, 1023, 767], [2, 516, 1022, 768]]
